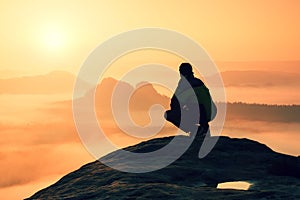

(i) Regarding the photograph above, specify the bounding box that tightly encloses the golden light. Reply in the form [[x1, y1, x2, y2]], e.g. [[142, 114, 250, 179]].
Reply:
[[217, 181, 252, 190], [42, 25, 66, 51]]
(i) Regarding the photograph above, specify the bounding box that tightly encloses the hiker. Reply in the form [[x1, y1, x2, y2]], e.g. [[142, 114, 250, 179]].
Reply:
[[164, 63, 216, 136]]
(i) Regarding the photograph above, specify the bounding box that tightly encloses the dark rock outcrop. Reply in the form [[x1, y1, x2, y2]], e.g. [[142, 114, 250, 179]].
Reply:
[[26, 136, 300, 200]]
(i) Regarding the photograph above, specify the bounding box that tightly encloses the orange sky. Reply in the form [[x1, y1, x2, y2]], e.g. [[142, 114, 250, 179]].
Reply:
[[0, 0, 300, 76], [1, 1, 300, 199]]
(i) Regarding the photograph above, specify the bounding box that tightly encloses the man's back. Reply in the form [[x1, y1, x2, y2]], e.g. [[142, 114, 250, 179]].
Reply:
[[165, 63, 216, 135]]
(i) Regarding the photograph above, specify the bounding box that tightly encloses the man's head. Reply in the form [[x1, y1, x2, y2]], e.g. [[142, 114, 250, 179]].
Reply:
[[179, 63, 193, 77]]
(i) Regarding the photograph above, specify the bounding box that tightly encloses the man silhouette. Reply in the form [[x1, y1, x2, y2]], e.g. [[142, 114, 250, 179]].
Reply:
[[164, 63, 216, 136]]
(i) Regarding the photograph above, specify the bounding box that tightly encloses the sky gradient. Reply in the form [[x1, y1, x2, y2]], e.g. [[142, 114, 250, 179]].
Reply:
[[1, 0, 300, 75]]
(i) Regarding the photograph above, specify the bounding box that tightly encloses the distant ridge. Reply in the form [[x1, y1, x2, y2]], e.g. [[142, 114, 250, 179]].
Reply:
[[0, 71, 91, 95], [225, 102, 300, 123]]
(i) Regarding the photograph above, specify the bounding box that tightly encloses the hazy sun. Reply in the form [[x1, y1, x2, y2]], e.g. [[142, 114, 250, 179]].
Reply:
[[42, 26, 66, 51]]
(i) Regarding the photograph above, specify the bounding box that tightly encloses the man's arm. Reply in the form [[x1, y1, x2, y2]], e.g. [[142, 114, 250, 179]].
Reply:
[[170, 94, 180, 110], [170, 79, 183, 110]]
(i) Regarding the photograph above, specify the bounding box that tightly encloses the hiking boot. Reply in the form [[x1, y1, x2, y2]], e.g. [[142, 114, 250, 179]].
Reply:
[[197, 124, 209, 137]]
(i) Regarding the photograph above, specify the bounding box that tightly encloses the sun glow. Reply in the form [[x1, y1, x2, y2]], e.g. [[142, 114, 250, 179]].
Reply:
[[42, 26, 66, 51]]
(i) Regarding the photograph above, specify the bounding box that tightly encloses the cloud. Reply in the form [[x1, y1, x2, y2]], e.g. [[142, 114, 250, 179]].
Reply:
[[207, 70, 300, 88], [0, 71, 91, 95], [0, 142, 93, 188], [0, 78, 174, 191], [223, 119, 300, 156], [229, 70, 300, 87], [0, 117, 92, 191], [0, 121, 77, 147], [1, 75, 300, 199]]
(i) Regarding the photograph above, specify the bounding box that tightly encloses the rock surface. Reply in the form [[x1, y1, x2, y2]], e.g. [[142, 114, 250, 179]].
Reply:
[[27, 136, 300, 200]]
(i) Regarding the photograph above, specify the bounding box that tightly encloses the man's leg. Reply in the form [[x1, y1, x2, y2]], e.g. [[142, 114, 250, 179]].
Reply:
[[198, 123, 209, 135], [197, 104, 210, 136], [164, 109, 194, 133], [164, 110, 181, 128]]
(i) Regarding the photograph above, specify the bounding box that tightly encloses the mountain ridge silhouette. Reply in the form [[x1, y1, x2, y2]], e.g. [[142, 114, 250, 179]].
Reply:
[[26, 135, 300, 200]]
